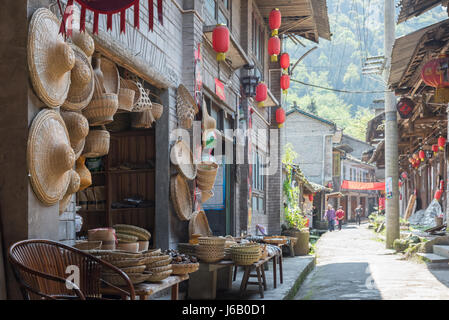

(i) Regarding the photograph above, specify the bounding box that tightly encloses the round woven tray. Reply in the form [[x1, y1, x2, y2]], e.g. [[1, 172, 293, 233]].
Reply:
[[170, 174, 193, 221], [170, 140, 197, 181], [146, 264, 172, 274], [105, 258, 143, 268], [103, 265, 146, 275], [145, 269, 172, 282], [146, 257, 172, 268], [91, 250, 142, 260], [141, 249, 162, 257], [171, 263, 199, 275], [102, 273, 149, 286]]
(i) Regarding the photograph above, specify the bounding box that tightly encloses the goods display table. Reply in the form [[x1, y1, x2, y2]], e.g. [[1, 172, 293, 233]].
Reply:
[[187, 260, 234, 299], [101, 274, 189, 300]]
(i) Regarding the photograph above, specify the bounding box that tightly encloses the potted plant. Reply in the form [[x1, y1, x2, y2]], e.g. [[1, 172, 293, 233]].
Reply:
[[282, 144, 310, 256]]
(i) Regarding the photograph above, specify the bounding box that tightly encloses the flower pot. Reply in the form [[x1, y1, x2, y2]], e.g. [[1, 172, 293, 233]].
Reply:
[[284, 228, 310, 256]]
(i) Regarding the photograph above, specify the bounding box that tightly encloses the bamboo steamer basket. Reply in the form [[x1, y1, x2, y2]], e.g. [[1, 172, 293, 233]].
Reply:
[[82, 129, 110, 158], [170, 140, 197, 180], [170, 174, 193, 221], [171, 263, 199, 275]]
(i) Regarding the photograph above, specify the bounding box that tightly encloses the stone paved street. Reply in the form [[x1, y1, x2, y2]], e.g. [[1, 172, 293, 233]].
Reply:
[[295, 222, 449, 300]]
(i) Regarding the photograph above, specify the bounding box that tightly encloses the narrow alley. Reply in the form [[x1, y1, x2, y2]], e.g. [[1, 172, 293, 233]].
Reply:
[[295, 223, 449, 300]]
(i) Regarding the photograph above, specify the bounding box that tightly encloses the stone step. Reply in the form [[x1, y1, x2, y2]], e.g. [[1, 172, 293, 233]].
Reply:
[[433, 245, 449, 258], [417, 253, 449, 263]]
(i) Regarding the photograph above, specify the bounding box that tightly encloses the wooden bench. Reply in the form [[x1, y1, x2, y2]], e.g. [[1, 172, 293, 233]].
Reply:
[[101, 274, 189, 300], [237, 256, 273, 298], [187, 260, 235, 299]]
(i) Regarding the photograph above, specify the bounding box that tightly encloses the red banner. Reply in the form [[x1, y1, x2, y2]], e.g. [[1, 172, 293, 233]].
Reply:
[[341, 180, 385, 191], [215, 78, 225, 101]]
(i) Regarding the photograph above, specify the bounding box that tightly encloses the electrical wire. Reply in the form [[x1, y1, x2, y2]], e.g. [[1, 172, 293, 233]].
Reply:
[[291, 78, 388, 94]]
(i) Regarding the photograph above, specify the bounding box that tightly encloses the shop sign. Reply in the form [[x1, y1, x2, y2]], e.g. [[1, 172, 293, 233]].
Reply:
[[215, 78, 225, 101]]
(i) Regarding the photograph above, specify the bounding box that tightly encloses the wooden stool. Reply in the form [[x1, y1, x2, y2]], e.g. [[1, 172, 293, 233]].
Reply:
[[239, 263, 267, 298]]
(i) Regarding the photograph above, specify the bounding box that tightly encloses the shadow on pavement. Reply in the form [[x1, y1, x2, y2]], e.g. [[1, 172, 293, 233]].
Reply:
[[296, 262, 382, 300]]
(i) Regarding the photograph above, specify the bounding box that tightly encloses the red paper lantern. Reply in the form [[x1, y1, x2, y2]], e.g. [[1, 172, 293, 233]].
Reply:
[[276, 107, 286, 128], [280, 53, 290, 72], [280, 74, 290, 94], [396, 98, 415, 119], [269, 8, 281, 36], [308, 194, 314, 202], [421, 55, 449, 88], [418, 150, 425, 162], [438, 136, 446, 151], [212, 24, 230, 62], [255, 82, 267, 107], [268, 36, 280, 62], [435, 189, 443, 201], [432, 144, 439, 155], [401, 172, 408, 179]]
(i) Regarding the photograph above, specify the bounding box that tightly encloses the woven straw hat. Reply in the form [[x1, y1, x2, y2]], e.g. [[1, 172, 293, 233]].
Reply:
[[28, 109, 75, 205], [71, 31, 95, 59], [75, 156, 92, 191], [28, 8, 75, 108], [59, 170, 81, 214], [62, 45, 94, 111], [170, 174, 193, 221], [60, 111, 89, 159], [170, 140, 197, 180], [82, 128, 110, 158]]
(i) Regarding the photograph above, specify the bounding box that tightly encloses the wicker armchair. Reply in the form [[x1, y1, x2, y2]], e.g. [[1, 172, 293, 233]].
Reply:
[[9, 239, 135, 300]]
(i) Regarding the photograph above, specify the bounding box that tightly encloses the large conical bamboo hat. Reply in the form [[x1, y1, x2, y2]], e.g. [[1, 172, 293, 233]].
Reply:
[[27, 109, 76, 205], [28, 8, 75, 107], [61, 45, 95, 111], [60, 111, 89, 159]]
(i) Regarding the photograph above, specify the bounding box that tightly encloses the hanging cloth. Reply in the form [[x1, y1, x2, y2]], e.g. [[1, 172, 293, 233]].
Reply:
[[58, 0, 164, 36]]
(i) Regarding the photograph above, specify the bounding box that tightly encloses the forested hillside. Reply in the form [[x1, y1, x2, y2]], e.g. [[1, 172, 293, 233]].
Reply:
[[285, 0, 447, 141]]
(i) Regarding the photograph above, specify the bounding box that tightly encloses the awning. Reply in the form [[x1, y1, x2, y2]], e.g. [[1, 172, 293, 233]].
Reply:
[[341, 180, 385, 191], [326, 192, 343, 199]]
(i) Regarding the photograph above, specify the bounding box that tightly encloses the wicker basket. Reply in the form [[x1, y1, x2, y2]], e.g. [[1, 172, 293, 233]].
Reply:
[[83, 92, 118, 126], [145, 270, 172, 282], [198, 237, 226, 246], [118, 78, 135, 112], [170, 174, 193, 221], [189, 211, 212, 238], [196, 162, 219, 191], [171, 263, 199, 275], [120, 79, 141, 109], [105, 258, 143, 268], [230, 243, 261, 265], [90, 250, 142, 260], [170, 140, 197, 181], [102, 265, 146, 275], [230, 252, 261, 266], [147, 91, 164, 120], [102, 273, 149, 286], [73, 240, 102, 251], [82, 129, 110, 158], [195, 253, 224, 263]]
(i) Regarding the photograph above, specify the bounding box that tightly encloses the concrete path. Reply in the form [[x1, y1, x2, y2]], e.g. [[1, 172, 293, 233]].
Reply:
[[295, 222, 449, 300]]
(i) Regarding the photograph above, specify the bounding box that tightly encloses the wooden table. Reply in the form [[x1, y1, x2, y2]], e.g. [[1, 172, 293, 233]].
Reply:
[[101, 274, 189, 300], [238, 255, 273, 298], [187, 260, 234, 299]]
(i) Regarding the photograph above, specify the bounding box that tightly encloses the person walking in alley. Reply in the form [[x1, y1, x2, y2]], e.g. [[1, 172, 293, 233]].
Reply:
[[324, 204, 336, 232], [336, 206, 345, 231], [355, 204, 363, 226]]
